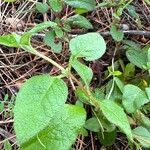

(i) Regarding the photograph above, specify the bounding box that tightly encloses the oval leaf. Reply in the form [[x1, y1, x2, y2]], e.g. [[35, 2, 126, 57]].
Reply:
[[70, 33, 106, 61]]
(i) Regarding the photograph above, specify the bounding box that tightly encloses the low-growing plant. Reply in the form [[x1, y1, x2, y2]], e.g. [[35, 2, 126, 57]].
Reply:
[[1, 20, 150, 149], [1, 0, 150, 149]]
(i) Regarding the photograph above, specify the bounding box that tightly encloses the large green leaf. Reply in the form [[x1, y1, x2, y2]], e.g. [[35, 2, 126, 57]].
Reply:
[[64, 0, 96, 11], [132, 126, 150, 148], [66, 14, 93, 29], [71, 59, 93, 86], [70, 33, 106, 61], [14, 75, 86, 150], [99, 100, 133, 141], [122, 84, 149, 113], [0, 33, 21, 48]]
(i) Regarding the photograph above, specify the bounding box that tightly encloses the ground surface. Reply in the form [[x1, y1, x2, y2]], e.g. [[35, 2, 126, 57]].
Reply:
[[0, 0, 150, 149]]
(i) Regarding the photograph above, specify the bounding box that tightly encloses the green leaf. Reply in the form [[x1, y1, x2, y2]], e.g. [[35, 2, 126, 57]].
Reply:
[[99, 100, 133, 141], [124, 63, 135, 79], [110, 70, 122, 76], [14, 75, 86, 149], [70, 33, 106, 61], [36, 2, 49, 14], [4, 140, 12, 150], [123, 84, 149, 113], [48, 0, 62, 12], [123, 40, 141, 51], [75, 87, 90, 104], [93, 88, 105, 100], [20, 22, 58, 53], [126, 5, 138, 18], [145, 87, 150, 100], [19, 33, 37, 54], [144, 0, 150, 5], [126, 50, 147, 69], [71, 59, 93, 86], [64, 0, 96, 11], [114, 77, 124, 93], [75, 8, 89, 14], [98, 129, 116, 146], [110, 25, 124, 42], [66, 15, 93, 29], [79, 128, 88, 136], [0, 33, 21, 48], [135, 112, 150, 130], [44, 30, 62, 53], [105, 79, 122, 101], [54, 27, 64, 38], [20, 33, 31, 46], [132, 126, 150, 148], [84, 117, 100, 132], [14, 75, 68, 144], [147, 48, 150, 62], [0, 102, 4, 112], [28, 21, 57, 34]]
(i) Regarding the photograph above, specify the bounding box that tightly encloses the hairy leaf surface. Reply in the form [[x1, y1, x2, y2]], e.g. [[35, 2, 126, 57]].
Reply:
[[70, 33, 106, 61], [14, 75, 86, 150]]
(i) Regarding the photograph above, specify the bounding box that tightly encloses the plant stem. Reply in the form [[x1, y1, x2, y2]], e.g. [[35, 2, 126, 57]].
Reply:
[[35, 51, 66, 73]]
